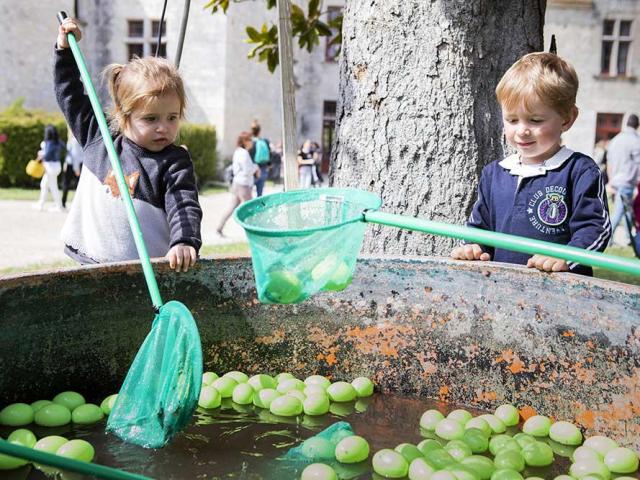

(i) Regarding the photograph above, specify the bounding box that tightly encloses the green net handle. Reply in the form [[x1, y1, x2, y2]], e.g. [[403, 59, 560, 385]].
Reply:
[[0, 439, 151, 480], [58, 12, 163, 309], [365, 211, 640, 277]]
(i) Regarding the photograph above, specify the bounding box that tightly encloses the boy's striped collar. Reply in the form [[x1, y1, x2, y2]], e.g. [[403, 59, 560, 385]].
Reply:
[[498, 146, 575, 178]]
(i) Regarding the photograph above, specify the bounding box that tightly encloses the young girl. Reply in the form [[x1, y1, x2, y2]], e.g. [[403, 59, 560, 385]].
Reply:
[[34, 124, 65, 212], [56, 18, 202, 272]]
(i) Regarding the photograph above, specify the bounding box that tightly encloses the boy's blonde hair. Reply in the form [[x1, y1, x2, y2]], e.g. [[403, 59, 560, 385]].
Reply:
[[104, 56, 186, 132], [496, 52, 578, 119]]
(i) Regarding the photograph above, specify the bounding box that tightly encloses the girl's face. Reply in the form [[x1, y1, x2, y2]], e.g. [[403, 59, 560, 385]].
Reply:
[[124, 91, 181, 152], [502, 97, 576, 164]]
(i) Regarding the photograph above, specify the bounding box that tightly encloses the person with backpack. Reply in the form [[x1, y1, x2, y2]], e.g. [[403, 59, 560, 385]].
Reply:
[[249, 121, 271, 197]]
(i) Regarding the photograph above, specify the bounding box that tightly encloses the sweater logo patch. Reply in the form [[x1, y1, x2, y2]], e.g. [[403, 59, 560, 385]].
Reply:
[[527, 186, 568, 234], [103, 170, 140, 198]]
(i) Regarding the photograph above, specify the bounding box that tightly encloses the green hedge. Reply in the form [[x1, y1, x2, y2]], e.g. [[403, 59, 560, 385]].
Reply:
[[0, 100, 217, 187]]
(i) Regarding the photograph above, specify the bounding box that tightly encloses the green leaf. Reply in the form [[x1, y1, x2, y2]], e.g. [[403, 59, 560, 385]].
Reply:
[[246, 26, 262, 42], [308, 0, 320, 18], [267, 49, 279, 72], [314, 20, 332, 37]]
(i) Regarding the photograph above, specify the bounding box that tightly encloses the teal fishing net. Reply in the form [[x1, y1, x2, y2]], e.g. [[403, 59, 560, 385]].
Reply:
[[106, 301, 203, 448], [234, 188, 382, 304]]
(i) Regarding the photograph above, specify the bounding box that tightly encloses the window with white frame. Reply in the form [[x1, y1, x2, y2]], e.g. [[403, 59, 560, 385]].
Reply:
[[126, 19, 166, 60], [601, 19, 633, 77]]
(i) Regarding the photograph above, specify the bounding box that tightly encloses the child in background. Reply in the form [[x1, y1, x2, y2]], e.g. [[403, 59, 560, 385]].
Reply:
[[34, 124, 65, 212], [55, 18, 202, 272], [451, 52, 611, 275]]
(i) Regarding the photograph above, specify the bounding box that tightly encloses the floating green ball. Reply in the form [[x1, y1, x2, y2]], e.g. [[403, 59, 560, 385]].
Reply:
[[52, 391, 85, 411], [408, 457, 435, 480], [35, 403, 71, 427], [311, 254, 340, 281], [429, 472, 457, 480], [326, 382, 357, 402], [417, 439, 442, 456], [100, 394, 117, 415], [305, 385, 328, 397], [277, 378, 306, 394], [276, 372, 296, 383], [463, 428, 489, 453], [546, 439, 576, 459], [489, 435, 520, 456], [494, 405, 520, 427], [445, 439, 472, 461], [0, 403, 34, 426], [253, 388, 280, 409], [202, 371, 218, 385], [287, 390, 306, 403], [305, 375, 331, 389], [212, 376, 238, 398], [335, 435, 370, 463], [548, 420, 583, 445], [372, 449, 409, 478], [198, 386, 222, 409], [521, 415, 551, 437], [329, 401, 355, 417], [513, 433, 536, 448], [264, 269, 304, 303], [583, 436, 618, 457], [553, 476, 574, 480], [478, 414, 507, 434], [603, 447, 639, 474], [34, 435, 69, 454], [301, 463, 338, 480], [424, 448, 456, 470], [224, 371, 248, 383], [31, 400, 53, 413], [461, 455, 496, 480], [394, 443, 423, 463], [493, 450, 525, 472], [248, 374, 276, 391], [322, 262, 352, 292], [56, 439, 95, 463], [573, 446, 603, 463], [448, 409, 473, 424], [0, 452, 27, 470], [465, 417, 492, 437], [420, 409, 445, 431], [521, 441, 553, 467], [232, 383, 255, 405], [490, 469, 524, 480], [8, 429, 36, 448], [435, 418, 465, 440], [301, 437, 336, 461], [445, 463, 480, 480], [72, 404, 104, 425], [351, 377, 374, 397], [269, 395, 303, 417], [569, 459, 611, 480], [303, 394, 330, 416]]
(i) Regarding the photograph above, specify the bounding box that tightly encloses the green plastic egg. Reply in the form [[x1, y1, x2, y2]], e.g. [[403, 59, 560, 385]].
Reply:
[[304, 375, 331, 389], [34, 403, 71, 427], [351, 377, 374, 397], [303, 394, 330, 416], [100, 394, 118, 415], [583, 436, 618, 457], [448, 409, 473, 424], [201, 371, 219, 385], [198, 385, 222, 409], [435, 418, 465, 440], [513, 433, 536, 448], [489, 435, 521, 456], [326, 382, 357, 402], [424, 448, 456, 469], [573, 445, 603, 462], [445, 463, 480, 480], [0, 403, 34, 426], [56, 439, 95, 463], [603, 447, 639, 474], [548, 420, 583, 445], [52, 391, 85, 411], [417, 438, 443, 456], [394, 443, 423, 463], [408, 457, 435, 480], [224, 371, 248, 384], [305, 385, 328, 397], [494, 405, 520, 427], [264, 269, 304, 303], [248, 374, 276, 391], [34, 435, 69, 454], [569, 458, 611, 480], [446, 439, 472, 460], [465, 417, 492, 437], [253, 388, 280, 409], [232, 383, 255, 405], [0, 452, 27, 470], [420, 409, 445, 431], [212, 376, 238, 398], [300, 437, 336, 460], [335, 435, 370, 463], [478, 414, 507, 434], [553, 476, 574, 480], [301, 463, 338, 480], [322, 262, 352, 292], [372, 449, 409, 478], [463, 428, 490, 453], [521, 415, 552, 437], [8, 429, 36, 448], [277, 378, 306, 394], [31, 400, 53, 413], [461, 455, 496, 480], [494, 450, 525, 472], [72, 404, 104, 424], [490, 469, 524, 480], [429, 471, 457, 480], [546, 438, 576, 458], [269, 395, 303, 417], [287, 390, 306, 403], [521, 441, 553, 467], [311, 254, 339, 281], [276, 372, 296, 383]]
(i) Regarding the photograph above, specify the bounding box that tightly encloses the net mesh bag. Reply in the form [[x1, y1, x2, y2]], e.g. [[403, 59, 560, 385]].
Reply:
[[106, 300, 203, 448], [234, 188, 382, 304]]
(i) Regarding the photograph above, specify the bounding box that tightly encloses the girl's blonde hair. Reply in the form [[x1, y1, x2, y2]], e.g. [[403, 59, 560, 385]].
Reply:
[[496, 52, 579, 119], [104, 56, 186, 132]]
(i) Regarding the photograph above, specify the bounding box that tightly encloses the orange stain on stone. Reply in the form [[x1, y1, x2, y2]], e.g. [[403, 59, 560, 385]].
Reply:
[[439, 386, 450, 400], [562, 330, 575, 337], [519, 405, 537, 420], [255, 328, 285, 345], [575, 409, 596, 429], [344, 324, 413, 358], [508, 359, 526, 374], [474, 391, 498, 403]]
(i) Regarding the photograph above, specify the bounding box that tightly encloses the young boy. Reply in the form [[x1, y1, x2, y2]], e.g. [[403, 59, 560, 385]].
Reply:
[[451, 52, 611, 275]]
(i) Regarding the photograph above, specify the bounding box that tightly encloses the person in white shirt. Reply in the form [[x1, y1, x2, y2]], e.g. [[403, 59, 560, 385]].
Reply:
[[216, 131, 259, 236]]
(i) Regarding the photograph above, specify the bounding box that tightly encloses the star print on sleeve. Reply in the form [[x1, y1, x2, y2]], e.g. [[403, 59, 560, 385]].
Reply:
[[103, 170, 141, 198]]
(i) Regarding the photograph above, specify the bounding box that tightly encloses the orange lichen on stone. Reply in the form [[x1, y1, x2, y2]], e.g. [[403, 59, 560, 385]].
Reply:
[[439, 386, 450, 400], [508, 358, 526, 374], [343, 323, 413, 358], [519, 405, 537, 420], [562, 330, 575, 337], [255, 328, 285, 344], [474, 390, 498, 403], [575, 409, 596, 429]]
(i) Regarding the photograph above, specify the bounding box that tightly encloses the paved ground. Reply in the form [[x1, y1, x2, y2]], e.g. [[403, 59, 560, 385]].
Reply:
[[0, 184, 284, 271]]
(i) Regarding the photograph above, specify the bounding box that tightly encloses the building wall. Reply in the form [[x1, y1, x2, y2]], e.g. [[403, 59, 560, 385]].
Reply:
[[546, 0, 640, 156]]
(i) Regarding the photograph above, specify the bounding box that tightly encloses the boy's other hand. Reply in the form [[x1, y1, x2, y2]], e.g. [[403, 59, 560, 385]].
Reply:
[[166, 244, 197, 273], [526, 254, 568, 273], [450, 244, 491, 261], [57, 17, 82, 49]]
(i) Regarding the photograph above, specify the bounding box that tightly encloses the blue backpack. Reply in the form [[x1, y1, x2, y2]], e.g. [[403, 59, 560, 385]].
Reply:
[[254, 138, 271, 165]]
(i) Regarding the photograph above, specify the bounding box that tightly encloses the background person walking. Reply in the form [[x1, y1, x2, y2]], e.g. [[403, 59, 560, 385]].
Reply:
[[61, 128, 82, 209], [34, 124, 65, 212]]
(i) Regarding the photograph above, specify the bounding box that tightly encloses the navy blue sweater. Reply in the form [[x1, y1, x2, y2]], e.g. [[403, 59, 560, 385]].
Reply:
[[468, 147, 611, 276]]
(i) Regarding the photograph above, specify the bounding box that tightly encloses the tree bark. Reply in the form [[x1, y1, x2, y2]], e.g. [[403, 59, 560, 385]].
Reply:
[[331, 0, 547, 255]]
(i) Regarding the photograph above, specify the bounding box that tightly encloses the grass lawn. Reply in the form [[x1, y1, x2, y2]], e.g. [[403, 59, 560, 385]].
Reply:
[[0, 187, 75, 202], [594, 245, 640, 286]]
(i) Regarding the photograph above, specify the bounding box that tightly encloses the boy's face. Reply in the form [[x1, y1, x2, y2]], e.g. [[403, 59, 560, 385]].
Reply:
[[124, 92, 181, 152], [502, 98, 575, 164]]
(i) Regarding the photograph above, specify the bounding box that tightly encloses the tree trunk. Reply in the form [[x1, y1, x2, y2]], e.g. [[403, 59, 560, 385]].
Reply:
[[331, 0, 547, 255]]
